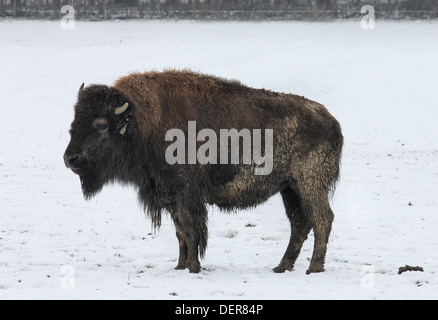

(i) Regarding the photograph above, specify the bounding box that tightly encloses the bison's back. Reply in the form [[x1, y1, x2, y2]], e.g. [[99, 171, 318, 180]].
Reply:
[[115, 70, 301, 130]]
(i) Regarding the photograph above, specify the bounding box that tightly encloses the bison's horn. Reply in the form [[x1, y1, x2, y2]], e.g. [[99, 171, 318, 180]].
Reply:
[[78, 83, 85, 97], [114, 102, 129, 115]]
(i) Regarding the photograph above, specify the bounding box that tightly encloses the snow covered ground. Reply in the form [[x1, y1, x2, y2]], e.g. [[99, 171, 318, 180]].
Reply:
[[0, 20, 437, 300]]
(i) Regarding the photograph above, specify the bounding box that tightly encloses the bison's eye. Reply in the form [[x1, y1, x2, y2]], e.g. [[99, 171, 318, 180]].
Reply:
[[96, 123, 108, 131], [93, 119, 109, 132]]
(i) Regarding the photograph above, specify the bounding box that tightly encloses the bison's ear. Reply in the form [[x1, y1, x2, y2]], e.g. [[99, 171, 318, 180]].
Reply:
[[78, 83, 85, 98]]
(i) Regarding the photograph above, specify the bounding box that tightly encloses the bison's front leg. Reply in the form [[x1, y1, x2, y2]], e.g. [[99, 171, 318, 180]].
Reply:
[[170, 203, 208, 273], [173, 219, 188, 270], [182, 224, 202, 273]]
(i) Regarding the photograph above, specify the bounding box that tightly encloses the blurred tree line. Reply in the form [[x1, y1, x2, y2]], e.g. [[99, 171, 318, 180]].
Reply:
[[1, 0, 437, 19]]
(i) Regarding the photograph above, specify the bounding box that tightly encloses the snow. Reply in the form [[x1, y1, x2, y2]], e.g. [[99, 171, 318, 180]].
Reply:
[[0, 20, 437, 300]]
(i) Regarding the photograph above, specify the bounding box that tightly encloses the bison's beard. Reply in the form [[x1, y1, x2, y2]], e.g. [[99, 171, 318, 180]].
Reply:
[[80, 170, 105, 200], [75, 158, 116, 200]]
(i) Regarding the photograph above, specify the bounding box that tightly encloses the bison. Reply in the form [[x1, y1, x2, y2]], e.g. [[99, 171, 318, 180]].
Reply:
[[64, 69, 343, 274]]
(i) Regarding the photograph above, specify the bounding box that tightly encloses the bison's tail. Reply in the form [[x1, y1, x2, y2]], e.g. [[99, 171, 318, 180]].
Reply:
[[198, 232, 208, 259], [196, 208, 209, 259], [328, 119, 344, 199]]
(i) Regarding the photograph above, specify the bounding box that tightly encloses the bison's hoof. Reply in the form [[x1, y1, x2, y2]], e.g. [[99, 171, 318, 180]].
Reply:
[[273, 260, 294, 273], [187, 262, 201, 273], [174, 263, 186, 270], [306, 266, 325, 275]]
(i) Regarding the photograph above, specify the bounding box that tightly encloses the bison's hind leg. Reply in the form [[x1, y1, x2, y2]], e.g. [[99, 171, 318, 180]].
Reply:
[[303, 194, 334, 275], [274, 186, 312, 273], [295, 142, 340, 274], [298, 174, 335, 274], [276, 143, 339, 274]]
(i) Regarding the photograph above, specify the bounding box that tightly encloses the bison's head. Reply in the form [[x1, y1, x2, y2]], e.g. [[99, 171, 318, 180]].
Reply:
[[64, 84, 135, 199]]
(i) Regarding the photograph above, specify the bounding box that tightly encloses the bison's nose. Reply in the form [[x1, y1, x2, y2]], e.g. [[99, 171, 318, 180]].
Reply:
[[64, 154, 79, 169]]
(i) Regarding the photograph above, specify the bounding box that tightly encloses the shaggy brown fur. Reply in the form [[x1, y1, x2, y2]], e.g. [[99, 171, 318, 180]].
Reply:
[[64, 69, 343, 274]]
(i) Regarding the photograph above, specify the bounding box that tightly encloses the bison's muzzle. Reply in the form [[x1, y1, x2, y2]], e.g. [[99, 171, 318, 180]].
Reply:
[[64, 153, 78, 170]]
